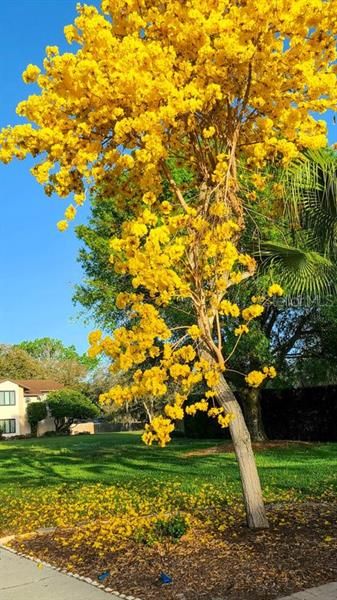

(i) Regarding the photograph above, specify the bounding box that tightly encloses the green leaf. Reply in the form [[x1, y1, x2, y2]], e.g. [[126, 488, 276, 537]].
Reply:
[[258, 241, 337, 298]]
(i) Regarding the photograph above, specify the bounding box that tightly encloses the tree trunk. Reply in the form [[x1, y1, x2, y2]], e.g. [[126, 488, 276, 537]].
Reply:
[[54, 417, 71, 433], [215, 373, 269, 529], [242, 388, 267, 442], [30, 423, 38, 437]]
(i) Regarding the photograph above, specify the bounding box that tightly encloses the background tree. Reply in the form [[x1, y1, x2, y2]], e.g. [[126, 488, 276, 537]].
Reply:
[[0, 344, 44, 380], [27, 401, 47, 437], [17, 337, 98, 386], [47, 389, 100, 434], [280, 300, 337, 388], [2, 0, 337, 529], [74, 194, 130, 330], [231, 149, 337, 440]]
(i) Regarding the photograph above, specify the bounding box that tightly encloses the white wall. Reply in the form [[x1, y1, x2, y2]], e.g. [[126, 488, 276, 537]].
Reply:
[[0, 380, 24, 436]]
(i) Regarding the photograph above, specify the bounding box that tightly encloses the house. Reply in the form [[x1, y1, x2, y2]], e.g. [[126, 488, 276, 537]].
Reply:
[[0, 378, 63, 437]]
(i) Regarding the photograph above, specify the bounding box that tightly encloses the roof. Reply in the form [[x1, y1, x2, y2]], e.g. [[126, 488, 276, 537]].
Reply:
[[0, 379, 64, 396]]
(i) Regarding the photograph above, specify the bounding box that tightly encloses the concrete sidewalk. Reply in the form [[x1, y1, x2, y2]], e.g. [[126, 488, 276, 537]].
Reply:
[[278, 582, 337, 599], [0, 547, 130, 600]]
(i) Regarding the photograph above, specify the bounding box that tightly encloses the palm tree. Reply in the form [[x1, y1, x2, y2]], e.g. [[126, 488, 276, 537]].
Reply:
[[236, 148, 337, 440], [260, 148, 337, 297]]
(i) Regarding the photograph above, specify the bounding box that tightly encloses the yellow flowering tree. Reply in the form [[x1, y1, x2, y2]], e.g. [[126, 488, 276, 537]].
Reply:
[[1, 0, 337, 529]]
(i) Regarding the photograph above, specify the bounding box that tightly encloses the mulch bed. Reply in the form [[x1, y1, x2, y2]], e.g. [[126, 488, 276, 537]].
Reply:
[[9, 501, 337, 600]]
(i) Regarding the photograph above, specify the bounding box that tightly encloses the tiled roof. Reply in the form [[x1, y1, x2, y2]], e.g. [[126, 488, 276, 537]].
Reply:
[[12, 379, 63, 395]]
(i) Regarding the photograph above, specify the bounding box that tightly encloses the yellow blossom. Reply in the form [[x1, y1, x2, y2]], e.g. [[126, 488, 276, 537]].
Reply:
[[164, 404, 184, 420], [219, 300, 240, 318], [74, 192, 85, 206], [203, 126, 216, 138], [88, 330, 102, 345], [208, 406, 224, 417], [187, 325, 201, 339], [161, 201, 172, 214], [57, 220, 68, 232], [22, 64, 40, 83], [242, 304, 264, 321], [64, 204, 76, 221], [142, 192, 156, 206], [263, 366, 277, 378], [142, 416, 175, 447], [234, 324, 249, 336], [218, 413, 235, 428], [245, 370, 267, 388], [185, 399, 208, 416], [268, 284, 284, 297], [251, 173, 266, 191]]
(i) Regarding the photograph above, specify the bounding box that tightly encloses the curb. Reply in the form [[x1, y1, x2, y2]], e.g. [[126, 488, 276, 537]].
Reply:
[[0, 540, 143, 600]]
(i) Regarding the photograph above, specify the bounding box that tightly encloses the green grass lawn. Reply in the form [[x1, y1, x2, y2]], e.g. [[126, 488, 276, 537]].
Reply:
[[1, 432, 337, 497]]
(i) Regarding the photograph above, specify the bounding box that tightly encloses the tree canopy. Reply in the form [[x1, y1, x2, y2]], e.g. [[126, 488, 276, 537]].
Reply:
[[1, 1, 336, 217], [18, 337, 94, 367], [47, 389, 100, 433], [0, 338, 97, 386], [17, 337, 97, 386], [0, 344, 44, 380]]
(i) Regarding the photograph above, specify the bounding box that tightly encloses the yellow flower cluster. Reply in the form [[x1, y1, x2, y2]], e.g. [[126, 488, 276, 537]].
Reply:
[[208, 406, 224, 418], [234, 324, 249, 336], [187, 325, 201, 339], [245, 366, 277, 388], [203, 126, 216, 139], [263, 366, 277, 378], [268, 284, 284, 297], [241, 304, 264, 321], [185, 399, 209, 416], [164, 404, 184, 421], [219, 300, 240, 318], [245, 370, 267, 388], [89, 300, 171, 371], [22, 64, 40, 83], [251, 173, 267, 191], [206, 405, 234, 428], [142, 415, 175, 447], [218, 413, 235, 429], [56, 220, 68, 232]]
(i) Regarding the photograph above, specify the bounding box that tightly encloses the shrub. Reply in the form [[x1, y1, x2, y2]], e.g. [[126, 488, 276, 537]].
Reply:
[[154, 514, 188, 541], [135, 514, 189, 546], [47, 389, 100, 434], [27, 401, 47, 437]]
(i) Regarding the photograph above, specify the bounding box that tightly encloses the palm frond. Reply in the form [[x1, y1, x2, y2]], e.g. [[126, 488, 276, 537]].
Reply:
[[258, 240, 337, 298], [284, 148, 337, 257]]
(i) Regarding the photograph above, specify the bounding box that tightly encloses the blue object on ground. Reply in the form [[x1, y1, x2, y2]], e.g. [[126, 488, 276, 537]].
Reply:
[[97, 570, 110, 581], [160, 572, 173, 584]]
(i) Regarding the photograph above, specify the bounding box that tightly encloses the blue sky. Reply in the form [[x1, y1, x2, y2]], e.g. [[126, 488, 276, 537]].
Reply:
[[0, 2, 337, 354], [0, 0, 100, 353]]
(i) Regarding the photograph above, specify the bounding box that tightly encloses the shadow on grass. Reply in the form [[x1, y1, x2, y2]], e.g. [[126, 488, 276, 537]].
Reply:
[[0, 433, 336, 494], [0, 433, 238, 489]]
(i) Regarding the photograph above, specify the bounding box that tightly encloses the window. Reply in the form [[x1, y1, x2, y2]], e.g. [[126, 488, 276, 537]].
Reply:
[[0, 419, 16, 434], [0, 391, 16, 406]]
